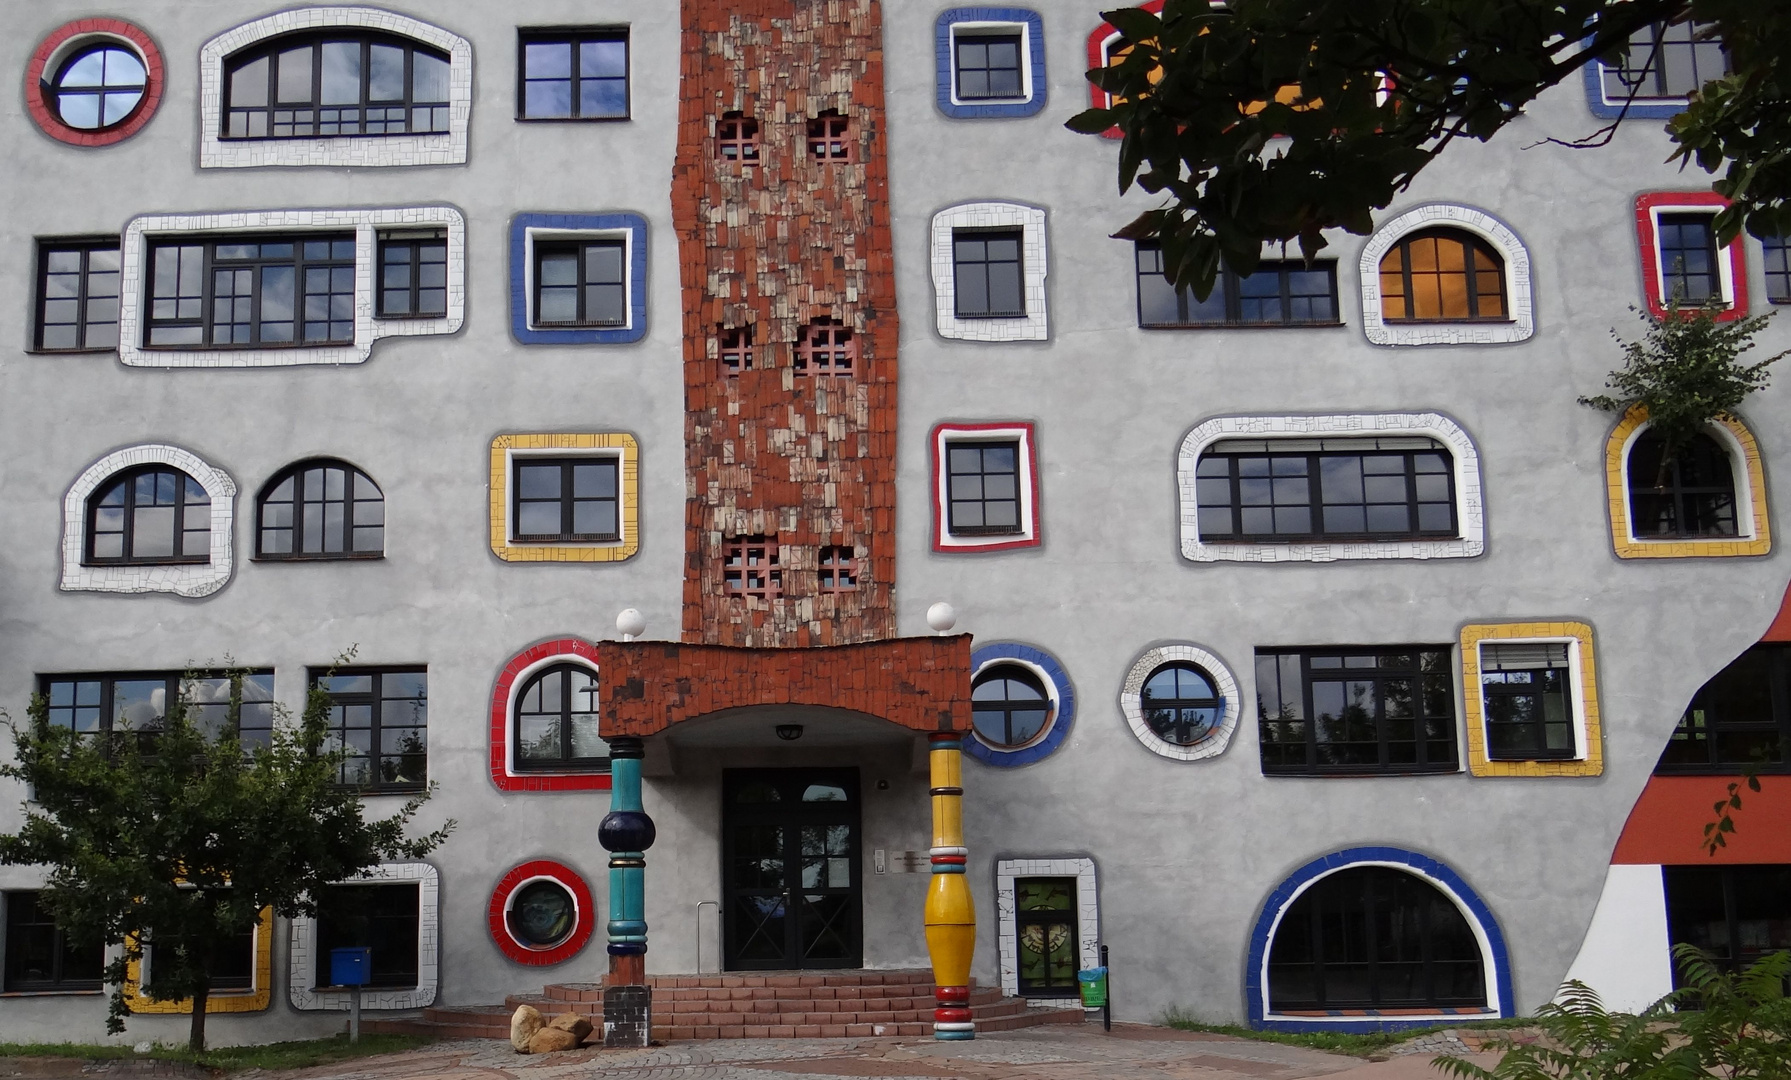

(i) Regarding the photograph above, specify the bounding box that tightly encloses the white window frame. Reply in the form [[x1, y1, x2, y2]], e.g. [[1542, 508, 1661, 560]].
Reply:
[[948, 21, 1035, 106], [117, 207, 465, 368], [933, 423, 1039, 552], [288, 862, 439, 1011], [500, 651, 607, 780], [61, 444, 236, 598], [1177, 412, 1486, 563], [1643, 203, 1739, 311], [1118, 644, 1241, 762], [995, 857, 1098, 1005], [1473, 636, 1592, 762], [522, 227, 638, 334], [1359, 203, 1534, 346], [502, 444, 632, 552], [1619, 418, 1759, 545], [198, 8, 472, 169], [930, 202, 1048, 341]]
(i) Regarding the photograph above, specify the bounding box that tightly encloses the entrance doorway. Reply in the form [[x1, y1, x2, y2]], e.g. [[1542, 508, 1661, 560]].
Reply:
[[722, 768, 862, 970]]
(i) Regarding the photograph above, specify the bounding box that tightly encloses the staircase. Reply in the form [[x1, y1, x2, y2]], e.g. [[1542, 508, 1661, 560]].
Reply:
[[366, 968, 1083, 1041]]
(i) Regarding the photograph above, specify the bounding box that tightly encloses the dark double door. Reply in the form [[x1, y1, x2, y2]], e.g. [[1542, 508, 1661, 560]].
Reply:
[[722, 768, 863, 970]]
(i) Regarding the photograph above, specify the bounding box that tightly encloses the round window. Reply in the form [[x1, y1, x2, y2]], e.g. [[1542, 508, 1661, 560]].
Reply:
[[1141, 662, 1221, 745], [507, 880, 576, 947], [50, 45, 147, 130], [971, 665, 1052, 748]]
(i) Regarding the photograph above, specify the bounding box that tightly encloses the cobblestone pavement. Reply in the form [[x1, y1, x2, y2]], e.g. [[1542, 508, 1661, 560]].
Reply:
[[233, 1025, 1498, 1080]]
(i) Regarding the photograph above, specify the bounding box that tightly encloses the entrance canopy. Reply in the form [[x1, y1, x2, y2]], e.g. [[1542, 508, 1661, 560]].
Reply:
[[597, 635, 973, 738]]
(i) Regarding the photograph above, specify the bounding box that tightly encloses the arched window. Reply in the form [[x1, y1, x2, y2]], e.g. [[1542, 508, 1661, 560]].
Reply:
[[87, 467, 210, 564], [1141, 663, 1221, 745], [1268, 866, 1486, 1011], [971, 665, 1052, 748], [513, 663, 606, 771], [1628, 431, 1738, 539], [257, 460, 384, 559], [47, 43, 147, 131], [222, 33, 450, 140], [1378, 229, 1507, 322]]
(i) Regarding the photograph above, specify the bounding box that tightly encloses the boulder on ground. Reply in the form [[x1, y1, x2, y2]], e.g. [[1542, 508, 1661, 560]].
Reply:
[[546, 1012, 594, 1042], [527, 1026, 582, 1053], [510, 1004, 544, 1052]]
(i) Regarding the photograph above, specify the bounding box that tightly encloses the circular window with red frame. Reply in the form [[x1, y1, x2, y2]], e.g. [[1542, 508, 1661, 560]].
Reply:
[[27, 19, 164, 146], [489, 860, 595, 965]]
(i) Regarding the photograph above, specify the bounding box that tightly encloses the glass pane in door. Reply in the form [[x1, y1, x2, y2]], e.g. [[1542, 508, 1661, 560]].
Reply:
[[798, 824, 853, 961], [729, 823, 788, 964]]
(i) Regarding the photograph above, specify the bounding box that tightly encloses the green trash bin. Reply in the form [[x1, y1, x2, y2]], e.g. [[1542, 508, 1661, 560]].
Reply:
[[1076, 966, 1108, 1008]]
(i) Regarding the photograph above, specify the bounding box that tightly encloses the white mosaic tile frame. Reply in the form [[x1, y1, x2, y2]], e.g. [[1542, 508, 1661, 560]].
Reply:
[[1177, 412, 1486, 563], [995, 857, 1098, 1005], [61, 445, 236, 598], [1359, 204, 1534, 346], [289, 862, 439, 1011], [198, 8, 471, 169], [930, 202, 1048, 341], [1119, 644, 1240, 761], [117, 207, 466, 368]]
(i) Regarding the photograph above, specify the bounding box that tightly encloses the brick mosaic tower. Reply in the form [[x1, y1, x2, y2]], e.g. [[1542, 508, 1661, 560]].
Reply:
[[673, 0, 899, 648]]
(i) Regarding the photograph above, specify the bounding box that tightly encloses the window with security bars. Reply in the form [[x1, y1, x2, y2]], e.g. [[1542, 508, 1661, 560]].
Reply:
[[36, 240, 120, 351], [1656, 214, 1723, 305], [39, 671, 276, 753], [512, 457, 620, 542], [1479, 643, 1575, 760], [946, 441, 1022, 536], [1378, 229, 1506, 321], [1256, 648, 1458, 775], [311, 667, 427, 791], [3, 891, 103, 992], [257, 459, 385, 559], [1014, 878, 1078, 996], [145, 236, 356, 348], [87, 466, 211, 564], [955, 33, 1024, 100], [1601, 21, 1727, 101], [723, 535, 782, 600], [818, 546, 857, 593], [1658, 644, 1791, 774], [534, 239, 626, 327], [795, 320, 855, 375], [719, 326, 755, 372], [223, 33, 451, 139], [717, 112, 760, 162], [1765, 236, 1791, 305], [953, 229, 1024, 317], [1196, 437, 1456, 542], [1627, 431, 1737, 538], [807, 111, 853, 161], [518, 30, 629, 120], [377, 232, 447, 318], [1136, 244, 1337, 326]]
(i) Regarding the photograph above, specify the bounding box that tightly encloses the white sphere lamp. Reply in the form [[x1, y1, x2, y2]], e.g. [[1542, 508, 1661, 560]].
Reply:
[[926, 602, 957, 634], [616, 608, 647, 642]]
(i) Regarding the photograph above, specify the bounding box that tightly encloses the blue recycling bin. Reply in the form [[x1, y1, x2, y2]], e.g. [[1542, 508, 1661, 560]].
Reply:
[[329, 946, 371, 987]]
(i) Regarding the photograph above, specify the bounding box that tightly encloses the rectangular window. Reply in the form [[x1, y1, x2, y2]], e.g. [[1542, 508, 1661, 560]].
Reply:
[[36, 240, 120, 351], [1658, 645, 1791, 773], [311, 667, 427, 791], [312, 883, 420, 988], [144, 236, 356, 348], [1657, 213, 1722, 306], [3, 891, 103, 992], [518, 30, 629, 120], [1136, 244, 1338, 327], [1256, 648, 1459, 775], [807, 112, 853, 161], [1664, 865, 1791, 981], [1479, 643, 1575, 760], [953, 229, 1025, 317], [1602, 21, 1727, 101], [511, 457, 620, 541], [533, 239, 626, 327], [794, 321, 855, 375], [719, 326, 754, 373], [819, 545, 857, 593], [1195, 437, 1456, 541], [144, 911, 256, 991], [39, 671, 275, 752], [955, 33, 1024, 100], [717, 114, 760, 162], [946, 440, 1022, 536], [377, 231, 447, 318], [1764, 236, 1791, 305], [1013, 878, 1079, 996], [723, 535, 781, 600]]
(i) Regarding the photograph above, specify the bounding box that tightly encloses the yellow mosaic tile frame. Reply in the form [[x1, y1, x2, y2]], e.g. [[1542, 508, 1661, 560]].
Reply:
[[1459, 622, 1603, 778], [489, 433, 640, 562], [1605, 406, 1770, 559], [123, 907, 273, 1014]]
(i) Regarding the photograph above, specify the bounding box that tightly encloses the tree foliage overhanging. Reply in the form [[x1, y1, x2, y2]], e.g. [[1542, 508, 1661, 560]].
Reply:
[[0, 667, 454, 1051], [1068, 1, 1791, 299]]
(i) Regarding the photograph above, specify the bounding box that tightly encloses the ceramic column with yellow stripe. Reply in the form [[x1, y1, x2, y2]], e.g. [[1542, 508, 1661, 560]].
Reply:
[[924, 731, 975, 1040]]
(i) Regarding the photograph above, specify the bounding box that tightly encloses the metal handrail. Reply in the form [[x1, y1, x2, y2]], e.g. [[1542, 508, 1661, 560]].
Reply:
[[695, 900, 719, 974]]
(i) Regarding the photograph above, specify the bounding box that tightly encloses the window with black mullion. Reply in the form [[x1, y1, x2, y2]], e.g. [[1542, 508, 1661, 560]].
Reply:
[[377, 232, 447, 317], [311, 668, 427, 791], [1658, 644, 1791, 773], [513, 457, 620, 541], [145, 236, 356, 348], [534, 240, 626, 327], [36, 239, 121, 351], [1664, 865, 1791, 982], [953, 229, 1024, 317], [1256, 648, 1458, 775], [222, 34, 451, 139], [1136, 244, 1338, 327], [3, 891, 103, 992], [1479, 643, 1575, 760], [945, 441, 1021, 535], [955, 33, 1023, 99], [1658, 213, 1723, 304], [513, 662, 607, 771], [1196, 441, 1456, 542], [518, 30, 629, 120]]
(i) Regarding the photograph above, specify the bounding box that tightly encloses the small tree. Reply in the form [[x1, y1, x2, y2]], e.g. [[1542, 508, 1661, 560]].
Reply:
[[0, 664, 454, 1052]]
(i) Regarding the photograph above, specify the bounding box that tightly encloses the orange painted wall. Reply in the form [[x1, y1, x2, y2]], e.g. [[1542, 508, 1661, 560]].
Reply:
[[1613, 775, 1791, 865]]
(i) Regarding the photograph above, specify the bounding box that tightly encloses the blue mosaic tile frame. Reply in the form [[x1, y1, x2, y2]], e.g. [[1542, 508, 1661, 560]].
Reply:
[[1245, 847, 1515, 1032], [934, 8, 1047, 120], [964, 642, 1075, 767], [509, 212, 649, 345], [1581, 44, 1693, 120]]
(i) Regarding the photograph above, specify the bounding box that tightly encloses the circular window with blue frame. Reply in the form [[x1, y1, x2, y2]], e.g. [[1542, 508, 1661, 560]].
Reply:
[[965, 643, 1075, 766]]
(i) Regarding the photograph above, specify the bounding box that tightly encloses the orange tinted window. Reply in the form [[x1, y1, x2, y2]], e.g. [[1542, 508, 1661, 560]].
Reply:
[[1379, 230, 1506, 321]]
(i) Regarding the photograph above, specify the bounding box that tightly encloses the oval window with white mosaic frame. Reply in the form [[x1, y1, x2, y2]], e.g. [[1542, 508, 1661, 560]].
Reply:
[[1119, 644, 1240, 761]]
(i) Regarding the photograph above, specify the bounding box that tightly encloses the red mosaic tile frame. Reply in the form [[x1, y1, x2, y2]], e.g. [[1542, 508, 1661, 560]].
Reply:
[[487, 860, 596, 966], [1634, 191, 1749, 322], [26, 18, 164, 147], [930, 421, 1042, 553], [1084, 0, 1163, 139], [488, 637, 611, 792]]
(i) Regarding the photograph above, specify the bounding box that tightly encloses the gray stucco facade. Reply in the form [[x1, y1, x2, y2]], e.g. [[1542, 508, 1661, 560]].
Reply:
[[1, 0, 1786, 1047]]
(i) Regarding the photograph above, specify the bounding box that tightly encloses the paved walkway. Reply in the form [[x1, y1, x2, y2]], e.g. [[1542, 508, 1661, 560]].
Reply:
[[240, 1025, 1500, 1080]]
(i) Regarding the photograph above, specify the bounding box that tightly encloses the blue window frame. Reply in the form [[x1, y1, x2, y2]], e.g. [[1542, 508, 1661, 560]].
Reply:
[[934, 8, 1046, 120], [508, 212, 647, 345], [1583, 21, 1727, 120]]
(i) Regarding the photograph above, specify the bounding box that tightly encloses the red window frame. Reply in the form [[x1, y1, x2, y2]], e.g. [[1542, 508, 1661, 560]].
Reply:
[[487, 638, 610, 793], [1634, 192, 1749, 322], [930, 422, 1042, 553]]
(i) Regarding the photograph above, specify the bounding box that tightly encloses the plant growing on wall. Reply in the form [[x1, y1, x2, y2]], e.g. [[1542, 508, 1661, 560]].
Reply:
[[0, 660, 454, 1052]]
